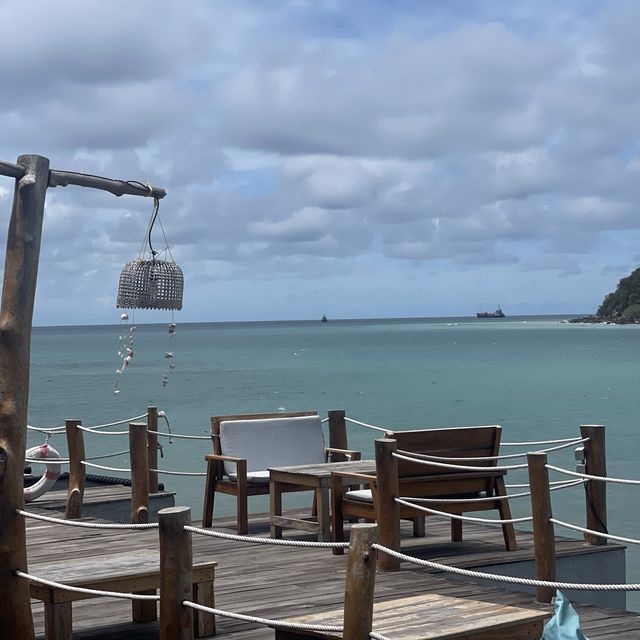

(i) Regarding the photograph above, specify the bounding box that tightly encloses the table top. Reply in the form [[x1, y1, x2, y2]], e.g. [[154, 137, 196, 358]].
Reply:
[[269, 459, 376, 484]]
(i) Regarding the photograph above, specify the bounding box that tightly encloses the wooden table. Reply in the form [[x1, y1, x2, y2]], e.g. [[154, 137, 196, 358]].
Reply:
[[28, 549, 217, 640], [269, 460, 376, 541], [272, 593, 550, 639]]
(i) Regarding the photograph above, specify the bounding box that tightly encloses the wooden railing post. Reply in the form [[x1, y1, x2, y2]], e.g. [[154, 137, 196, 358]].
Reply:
[[375, 438, 400, 571], [129, 422, 149, 524], [328, 409, 348, 461], [343, 523, 378, 640], [147, 406, 159, 494], [528, 452, 556, 603], [159, 506, 194, 640], [65, 419, 85, 519], [580, 425, 607, 545], [0, 154, 50, 640]]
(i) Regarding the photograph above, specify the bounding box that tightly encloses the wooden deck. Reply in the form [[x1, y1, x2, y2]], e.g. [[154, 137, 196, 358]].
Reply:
[[23, 486, 640, 639]]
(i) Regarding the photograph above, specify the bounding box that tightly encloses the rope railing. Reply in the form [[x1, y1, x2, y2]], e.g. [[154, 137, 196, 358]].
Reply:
[[15, 570, 160, 600], [26, 412, 153, 436], [344, 417, 389, 433], [394, 497, 533, 525], [502, 436, 588, 447], [183, 600, 343, 633], [147, 429, 211, 440], [82, 461, 131, 473], [550, 518, 640, 546], [78, 426, 130, 436], [25, 448, 132, 466], [149, 468, 207, 477], [546, 464, 640, 485], [17, 509, 159, 529], [185, 524, 349, 549], [371, 543, 640, 591], [506, 478, 587, 489], [393, 450, 528, 472]]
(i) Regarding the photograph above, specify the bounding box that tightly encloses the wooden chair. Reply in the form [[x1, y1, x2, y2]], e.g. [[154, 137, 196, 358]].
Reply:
[[331, 425, 517, 553], [203, 411, 358, 534]]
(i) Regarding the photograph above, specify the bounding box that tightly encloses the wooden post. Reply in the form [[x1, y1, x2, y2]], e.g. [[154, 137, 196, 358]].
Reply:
[[580, 425, 607, 545], [65, 420, 85, 519], [328, 409, 348, 461], [528, 452, 556, 603], [343, 523, 377, 640], [129, 422, 149, 524], [159, 506, 194, 640], [147, 406, 159, 494], [375, 438, 400, 571], [0, 154, 50, 640]]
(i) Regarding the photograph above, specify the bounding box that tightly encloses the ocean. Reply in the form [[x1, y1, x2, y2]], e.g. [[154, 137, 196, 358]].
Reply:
[[25, 315, 640, 606]]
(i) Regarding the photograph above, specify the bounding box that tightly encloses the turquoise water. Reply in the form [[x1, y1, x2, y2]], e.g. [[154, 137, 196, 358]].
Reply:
[[26, 316, 640, 606]]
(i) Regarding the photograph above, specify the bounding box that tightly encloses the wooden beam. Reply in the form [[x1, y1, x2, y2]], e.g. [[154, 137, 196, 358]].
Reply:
[[0, 154, 50, 640], [65, 419, 85, 519], [0, 159, 25, 180], [49, 170, 166, 199]]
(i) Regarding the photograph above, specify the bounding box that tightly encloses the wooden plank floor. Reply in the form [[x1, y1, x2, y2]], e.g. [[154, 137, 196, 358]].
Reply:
[[22, 487, 640, 639]]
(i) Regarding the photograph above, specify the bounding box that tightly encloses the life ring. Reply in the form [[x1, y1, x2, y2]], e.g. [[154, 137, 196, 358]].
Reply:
[[24, 444, 61, 502]]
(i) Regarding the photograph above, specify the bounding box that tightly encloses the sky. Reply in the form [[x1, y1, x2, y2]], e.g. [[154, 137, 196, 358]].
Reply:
[[1, 0, 640, 325]]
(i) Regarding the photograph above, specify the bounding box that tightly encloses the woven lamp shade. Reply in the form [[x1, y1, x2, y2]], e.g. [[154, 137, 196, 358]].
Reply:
[[116, 259, 183, 311]]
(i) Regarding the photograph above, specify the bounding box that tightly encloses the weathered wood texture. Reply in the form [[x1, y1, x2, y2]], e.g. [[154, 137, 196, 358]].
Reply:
[[159, 507, 194, 640], [0, 154, 50, 640], [375, 438, 401, 571], [147, 407, 159, 494], [48, 171, 166, 199], [24, 507, 637, 640], [527, 452, 556, 603], [581, 425, 607, 545], [65, 420, 85, 519], [129, 422, 149, 524], [343, 524, 377, 640]]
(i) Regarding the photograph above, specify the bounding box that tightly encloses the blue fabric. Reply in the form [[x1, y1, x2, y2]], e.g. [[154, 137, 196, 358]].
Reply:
[[541, 591, 589, 640]]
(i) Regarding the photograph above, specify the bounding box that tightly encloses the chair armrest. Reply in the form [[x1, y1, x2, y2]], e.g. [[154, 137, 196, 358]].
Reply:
[[205, 453, 244, 464], [325, 447, 362, 461], [331, 470, 377, 485]]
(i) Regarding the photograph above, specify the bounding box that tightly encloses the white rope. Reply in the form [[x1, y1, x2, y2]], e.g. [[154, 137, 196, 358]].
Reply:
[[393, 451, 527, 472], [550, 519, 640, 546], [321, 417, 329, 423], [506, 479, 587, 489], [86, 412, 150, 430], [408, 491, 528, 503], [150, 468, 207, 477], [344, 417, 388, 433], [502, 436, 589, 447], [86, 449, 131, 461], [81, 461, 131, 473], [370, 633, 391, 640], [371, 544, 640, 590], [184, 600, 343, 632], [78, 426, 130, 436], [184, 525, 349, 549], [25, 457, 69, 465], [15, 570, 160, 600], [27, 424, 66, 435], [546, 464, 640, 485], [17, 509, 159, 529], [395, 497, 532, 524], [147, 429, 211, 440], [403, 437, 589, 463]]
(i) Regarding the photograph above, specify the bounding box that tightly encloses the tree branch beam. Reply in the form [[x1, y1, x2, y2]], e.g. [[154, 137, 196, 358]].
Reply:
[[48, 170, 166, 199]]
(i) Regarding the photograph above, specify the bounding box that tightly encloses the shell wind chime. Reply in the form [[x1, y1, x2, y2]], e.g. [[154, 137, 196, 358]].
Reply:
[[113, 194, 183, 394]]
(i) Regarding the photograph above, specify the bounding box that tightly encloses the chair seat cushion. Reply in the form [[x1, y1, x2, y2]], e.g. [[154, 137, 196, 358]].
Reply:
[[345, 489, 373, 502], [219, 415, 326, 477], [227, 470, 270, 484]]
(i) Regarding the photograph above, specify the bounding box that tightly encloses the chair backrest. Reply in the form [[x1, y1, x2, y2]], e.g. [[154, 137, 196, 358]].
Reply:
[[384, 425, 501, 482], [214, 412, 326, 475]]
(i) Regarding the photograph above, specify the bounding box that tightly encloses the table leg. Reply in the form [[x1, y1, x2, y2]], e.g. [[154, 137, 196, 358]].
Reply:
[[193, 579, 216, 637], [132, 591, 157, 622], [44, 601, 72, 640], [270, 478, 283, 538], [316, 487, 331, 542]]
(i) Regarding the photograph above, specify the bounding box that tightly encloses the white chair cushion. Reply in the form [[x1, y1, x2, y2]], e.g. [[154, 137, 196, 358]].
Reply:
[[220, 415, 326, 479], [228, 470, 270, 484], [345, 489, 373, 502]]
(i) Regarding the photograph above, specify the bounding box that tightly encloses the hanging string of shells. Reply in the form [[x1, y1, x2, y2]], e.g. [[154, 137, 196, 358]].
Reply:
[[113, 194, 183, 394]]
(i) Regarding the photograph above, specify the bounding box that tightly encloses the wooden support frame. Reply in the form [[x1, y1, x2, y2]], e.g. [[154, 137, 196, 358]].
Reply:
[[64, 419, 85, 519], [580, 424, 607, 545], [0, 154, 166, 639]]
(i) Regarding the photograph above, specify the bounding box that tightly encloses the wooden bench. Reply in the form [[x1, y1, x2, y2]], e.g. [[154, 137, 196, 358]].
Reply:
[[28, 549, 216, 640], [332, 426, 517, 554], [272, 593, 550, 639]]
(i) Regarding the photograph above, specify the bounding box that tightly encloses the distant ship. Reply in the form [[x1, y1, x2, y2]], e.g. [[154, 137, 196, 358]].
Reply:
[[476, 308, 505, 318], [321, 314, 328, 323]]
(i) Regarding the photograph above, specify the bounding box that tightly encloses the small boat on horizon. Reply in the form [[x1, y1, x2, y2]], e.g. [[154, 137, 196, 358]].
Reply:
[[321, 314, 328, 323], [476, 308, 505, 318]]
